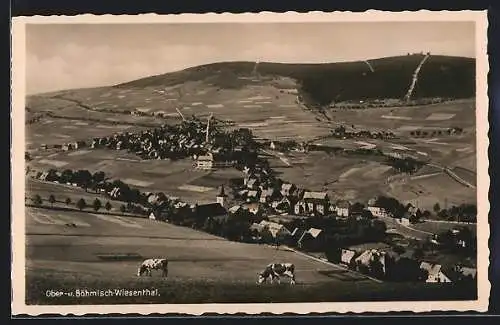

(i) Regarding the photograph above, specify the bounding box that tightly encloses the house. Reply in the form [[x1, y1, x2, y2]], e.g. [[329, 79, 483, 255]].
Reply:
[[250, 222, 264, 233], [297, 228, 325, 250], [236, 189, 249, 199], [258, 220, 292, 240], [400, 217, 410, 226], [149, 210, 169, 221], [273, 196, 293, 213], [335, 200, 351, 217], [419, 262, 452, 283], [302, 191, 329, 215], [38, 171, 49, 181], [291, 227, 306, 242], [228, 205, 242, 215], [246, 177, 260, 190], [194, 152, 235, 170], [367, 199, 388, 217], [354, 249, 387, 275], [246, 190, 260, 203], [243, 202, 262, 215], [280, 183, 297, 197], [73, 141, 85, 150], [452, 266, 477, 282], [109, 187, 121, 199], [260, 188, 280, 204], [294, 200, 307, 215], [340, 249, 357, 266], [147, 193, 161, 205]]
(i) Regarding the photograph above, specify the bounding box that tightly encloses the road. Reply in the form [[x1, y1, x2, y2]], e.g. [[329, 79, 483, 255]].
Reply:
[[378, 215, 433, 240], [427, 163, 476, 189], [261, 149, 292, 166]]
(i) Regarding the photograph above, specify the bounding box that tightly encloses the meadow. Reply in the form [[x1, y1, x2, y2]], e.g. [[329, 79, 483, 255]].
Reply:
[[25, 207, 476, 305], [27, 270, 475, 305], [27, 149, 245, 205]]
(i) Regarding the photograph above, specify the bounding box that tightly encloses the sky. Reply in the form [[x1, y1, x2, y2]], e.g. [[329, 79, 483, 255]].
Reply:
[[26, 22, 476, 94]]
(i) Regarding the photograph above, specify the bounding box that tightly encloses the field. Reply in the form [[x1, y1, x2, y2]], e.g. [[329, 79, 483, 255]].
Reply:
[[26, 179, 129, 213], [411, 221, 477, 236], [327, 99, 475, 133], [28, 149, 245, 204], [386, 173, 477, 211], [271, 151, 395, 202], [25, 207, 476, 304]]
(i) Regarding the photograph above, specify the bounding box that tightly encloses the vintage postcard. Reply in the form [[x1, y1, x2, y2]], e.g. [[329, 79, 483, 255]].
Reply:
[[11, 10, 490, 315]]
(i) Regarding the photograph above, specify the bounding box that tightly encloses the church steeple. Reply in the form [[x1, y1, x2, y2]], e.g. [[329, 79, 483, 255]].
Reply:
[[216, 184, 227, 207]]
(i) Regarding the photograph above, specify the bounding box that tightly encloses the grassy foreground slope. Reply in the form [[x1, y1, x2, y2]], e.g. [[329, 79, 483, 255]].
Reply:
[[27, 270, 476, 304]]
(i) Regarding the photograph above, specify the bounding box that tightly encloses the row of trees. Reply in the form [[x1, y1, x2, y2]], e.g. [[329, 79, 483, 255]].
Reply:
[[385, 156, 425, 174], [409, 127, 464, 138], [433, 202, 477, 223], [30, 194, 113, 213]]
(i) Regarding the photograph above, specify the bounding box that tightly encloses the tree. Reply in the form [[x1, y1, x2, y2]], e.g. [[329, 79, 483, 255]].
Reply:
[[76, 198, 86, 211], [92, 171, 106, 184], [105, 201, 112, 212], [413, 248, 425, 260], [433, 202, 441, 214], [65, 197, 72, 206], [369, 257, 385, 279], [393, 245, 406, 255], [93, 198, 102, 212], [369, 219, 387, 241], [351, 202, 365, 214], [387, 257, 428, 282], [48, 194, 56, 208], [32, 194, 42, 206], [74, 170, 93, 190], [361, 209, 374, 219], [60, 169, 74, 184]]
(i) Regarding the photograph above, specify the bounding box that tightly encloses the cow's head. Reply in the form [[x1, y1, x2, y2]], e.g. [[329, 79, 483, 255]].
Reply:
[[137, 265, 146, 277]]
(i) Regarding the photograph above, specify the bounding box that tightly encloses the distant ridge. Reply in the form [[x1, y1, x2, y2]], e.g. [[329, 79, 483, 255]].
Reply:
[[115, 54, 475, 106]]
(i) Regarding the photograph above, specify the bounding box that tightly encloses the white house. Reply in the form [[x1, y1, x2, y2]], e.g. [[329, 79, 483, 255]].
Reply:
[[335, 200, 351, 217], [367, 206, 388, 217], [194, 153, 235, 170], [354, 249, 387, 275], [420, 262, 452, 283], [340, 249, 357, 266], [399, 217, 411, 226], [149, 211, 159, 220]]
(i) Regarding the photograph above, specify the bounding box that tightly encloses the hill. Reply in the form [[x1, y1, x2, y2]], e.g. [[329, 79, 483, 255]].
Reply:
[[115, 54, 475, 106]]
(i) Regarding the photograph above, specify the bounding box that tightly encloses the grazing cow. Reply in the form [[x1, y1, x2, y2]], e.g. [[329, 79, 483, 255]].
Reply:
[[257, 263, 296, 285], [137, 258, 169, 277]]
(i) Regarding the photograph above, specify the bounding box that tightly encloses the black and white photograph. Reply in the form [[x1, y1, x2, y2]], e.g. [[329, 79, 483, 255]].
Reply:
[[11, 11, 489, 315]]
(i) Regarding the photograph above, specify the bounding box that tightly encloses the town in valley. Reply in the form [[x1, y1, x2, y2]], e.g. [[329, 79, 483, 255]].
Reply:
[[23, 22, 479, 304]]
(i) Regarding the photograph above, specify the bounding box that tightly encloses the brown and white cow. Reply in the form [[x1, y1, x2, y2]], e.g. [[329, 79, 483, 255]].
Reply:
[[257, 263, 296, 285], [137, 258, 169, 277]]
